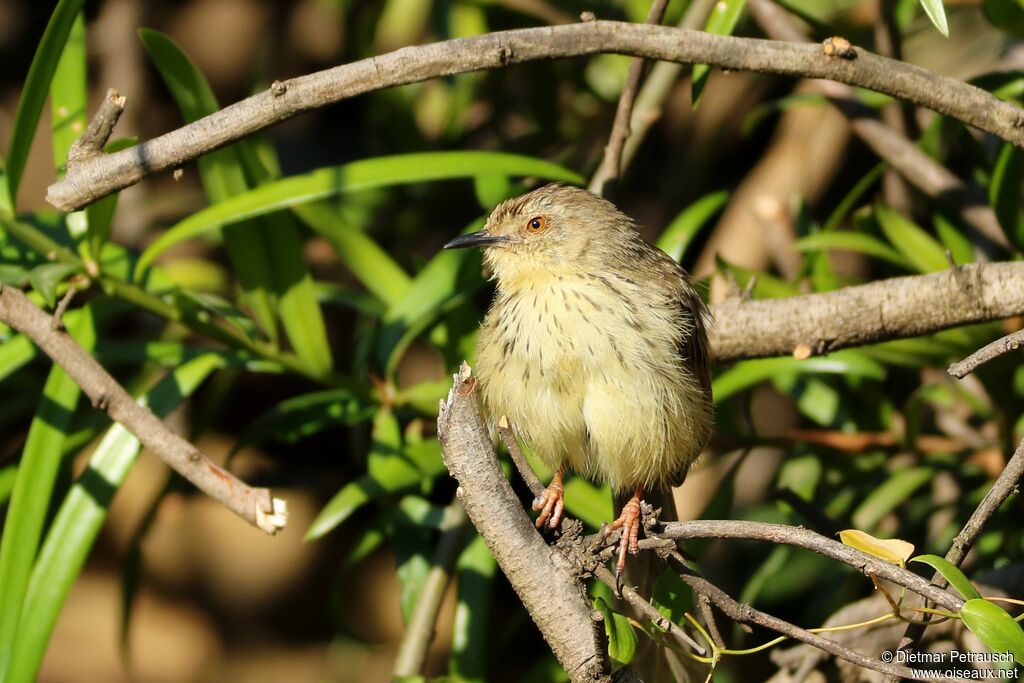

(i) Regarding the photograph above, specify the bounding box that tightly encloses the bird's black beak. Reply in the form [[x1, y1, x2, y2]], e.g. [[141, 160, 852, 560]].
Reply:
[[443, 230, 511, 250]]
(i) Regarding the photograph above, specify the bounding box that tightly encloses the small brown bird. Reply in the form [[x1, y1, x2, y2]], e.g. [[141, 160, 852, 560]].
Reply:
[[444, 184, 713, 576]]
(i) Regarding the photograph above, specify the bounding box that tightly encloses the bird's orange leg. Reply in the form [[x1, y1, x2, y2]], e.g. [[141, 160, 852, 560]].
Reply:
[[603, 486, 644, 578], [532, 469, 565, 529]]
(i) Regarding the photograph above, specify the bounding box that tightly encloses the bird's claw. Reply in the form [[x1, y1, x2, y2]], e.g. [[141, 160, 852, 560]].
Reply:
[[603, 494, 642, 580], [532, 475, 565, 529]]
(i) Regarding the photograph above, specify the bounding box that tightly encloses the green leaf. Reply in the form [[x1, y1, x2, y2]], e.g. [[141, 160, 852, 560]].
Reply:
[[4, 354, 225, 683], [294, 202, 412, 307], [934, 212, 975, 265], [563, 477, 614, 530], [959, 599, 1024, 666], [3, 0, 87, 209], [821, 163, 885, 233], [651, 570, 693, 627], [305, 411, 438, 541], [49, 13, 86, 176], [989, 142, 1024, 246], [919, 0, 949, 36], [450, 533, 496, 683], [795, 231, 911, 269], [593, 597, 638, 667], [655, 190, 729, 262], [910, 554, 982, 601], [235, 387, 374, 451], [691, 0, 746, 106], [27, 262, 79, 308], [136, 152, 584, 274], [139, 27, 335, 366], [473, 174, 514, 209], [853, 467, 933, 530], [0, 306, 94, 681], [984, 0, 1024, 38], [875, 204, 949, 272], [741, 93, 826, 137], [713, 351, 886, 403]]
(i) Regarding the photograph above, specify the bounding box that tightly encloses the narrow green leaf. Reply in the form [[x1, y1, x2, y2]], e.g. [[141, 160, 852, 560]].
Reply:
[[450, 533, 496, 683], [821, 162, 885, 233], [5, 354, 224, 683], [795, 231, 912, 269], [875, 204, 950, 272], [306, 410, 432, 541], [919, 0, 950, 36], [294, 202, 412, 307], [959, 599, 1024, 665], [691, 0, 746, 106], [235, 387, 373, 451], [656, 190, 729, 262], [140, 27, 281, 343], [4, 0, 87, 208], [853, 468, 933, 530], [49, 13, 86, 175], [136, 152, 584, 273], [989, 142, 1024, 246], [713, 351, 886, 403], [0, 306, 95, 681], [910, 554, 982, 601], [473, 174, 514, 209], [934, 212, 975, 265]]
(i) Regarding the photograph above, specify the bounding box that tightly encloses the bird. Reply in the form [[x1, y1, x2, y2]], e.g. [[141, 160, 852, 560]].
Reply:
[[444, 183, 713, 577]]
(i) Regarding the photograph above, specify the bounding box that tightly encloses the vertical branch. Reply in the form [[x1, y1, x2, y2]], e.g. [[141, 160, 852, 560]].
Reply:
[[437, 364, 614, 683]]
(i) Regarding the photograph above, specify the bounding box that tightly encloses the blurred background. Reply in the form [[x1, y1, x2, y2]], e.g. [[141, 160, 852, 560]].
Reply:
[[1, 0, 1024, 681]]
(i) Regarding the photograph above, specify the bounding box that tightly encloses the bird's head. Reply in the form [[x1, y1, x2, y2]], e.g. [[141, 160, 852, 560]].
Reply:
[[444, 183, 634, 288]]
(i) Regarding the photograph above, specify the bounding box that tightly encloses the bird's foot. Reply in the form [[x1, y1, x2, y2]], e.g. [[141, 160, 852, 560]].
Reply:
[[532, 470, 565, 529], [602, 488, 643, 580]]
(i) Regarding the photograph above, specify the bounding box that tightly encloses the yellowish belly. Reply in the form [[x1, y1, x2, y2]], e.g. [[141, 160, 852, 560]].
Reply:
[[475, 280, 708, 492]]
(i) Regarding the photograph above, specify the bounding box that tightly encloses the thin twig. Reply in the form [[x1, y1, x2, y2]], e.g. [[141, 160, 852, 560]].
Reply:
[[50, 285, 77, 331], [393, 500, 471, 678], [697, 593, 726, 649], [49, 21, 1024, 211], [948, 329, 1024, 378], [590, 0, 670, 197], [66, 88, 125, 167], [497, 414, 545, 499], [0, 284, 287, 534]]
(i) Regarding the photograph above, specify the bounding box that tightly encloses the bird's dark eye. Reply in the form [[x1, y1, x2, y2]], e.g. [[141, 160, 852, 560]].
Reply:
[[526, 216, 546, 232]]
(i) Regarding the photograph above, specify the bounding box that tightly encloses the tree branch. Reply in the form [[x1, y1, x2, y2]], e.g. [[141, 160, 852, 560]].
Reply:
[[437, 363, 612, 683], [656, 520, 962, 612], [48, 20, 1024, 211], [709, 261, 1024, 361], [0, 285, 287, 534]]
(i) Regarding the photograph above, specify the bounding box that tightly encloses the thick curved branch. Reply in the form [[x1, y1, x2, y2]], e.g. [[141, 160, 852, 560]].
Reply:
[[48, 20, 1024, 211], [437, 364, 613, 683], [709, 261, 1024, 361], [0, 285, 287, 534]]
